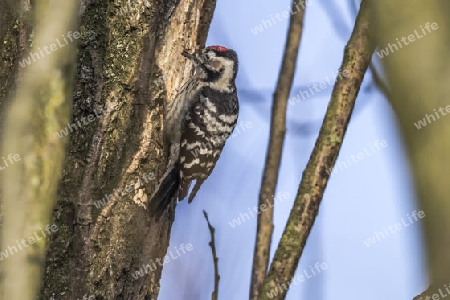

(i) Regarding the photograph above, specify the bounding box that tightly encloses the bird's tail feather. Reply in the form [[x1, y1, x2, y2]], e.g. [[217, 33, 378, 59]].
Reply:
[[150, 163, 180, 220]]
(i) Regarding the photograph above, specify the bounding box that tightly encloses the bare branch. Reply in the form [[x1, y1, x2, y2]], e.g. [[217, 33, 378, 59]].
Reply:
[[250, 1, 307, 299], [257, 0, 376, 299], [203, 210, 220, 300]]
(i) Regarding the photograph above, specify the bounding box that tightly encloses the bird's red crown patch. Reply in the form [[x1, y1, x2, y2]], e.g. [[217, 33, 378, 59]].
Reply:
[[206, 45, 229, 52]]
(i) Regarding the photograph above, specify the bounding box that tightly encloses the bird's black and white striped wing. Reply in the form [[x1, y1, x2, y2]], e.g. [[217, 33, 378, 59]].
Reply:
[[178, 89, 238, 202]]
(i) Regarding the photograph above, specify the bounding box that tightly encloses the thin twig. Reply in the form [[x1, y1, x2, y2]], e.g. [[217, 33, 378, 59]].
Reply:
[[257, 0, 376, 299], [203, 210, 219, 300], [249, 1, 307, 299]]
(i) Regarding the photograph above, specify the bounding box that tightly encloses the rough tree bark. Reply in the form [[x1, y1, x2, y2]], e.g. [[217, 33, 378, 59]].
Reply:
[[1, 0, 217, 299]]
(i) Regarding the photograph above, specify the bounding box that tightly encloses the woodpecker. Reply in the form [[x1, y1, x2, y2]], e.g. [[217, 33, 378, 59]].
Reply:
[[151, 45, 239, 217]]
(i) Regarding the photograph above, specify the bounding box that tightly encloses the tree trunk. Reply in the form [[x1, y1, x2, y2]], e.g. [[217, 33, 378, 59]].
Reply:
[[1, 0, 217, 299], [372, 0, 450, 292]]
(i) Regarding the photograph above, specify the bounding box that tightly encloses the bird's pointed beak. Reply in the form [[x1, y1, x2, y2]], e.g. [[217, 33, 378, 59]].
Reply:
[[182, 50, 203, 65]]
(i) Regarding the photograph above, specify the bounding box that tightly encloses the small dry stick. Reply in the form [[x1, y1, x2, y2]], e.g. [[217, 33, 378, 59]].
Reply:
[[203, 210, 220, 300], [250, 1, 307, 299], [257, 0, 376, 299]]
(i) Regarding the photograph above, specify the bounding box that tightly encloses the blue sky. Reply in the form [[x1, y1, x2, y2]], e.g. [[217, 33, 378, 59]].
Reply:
[[158, 0, 427, 299]]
